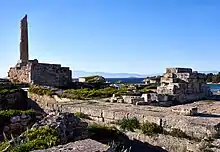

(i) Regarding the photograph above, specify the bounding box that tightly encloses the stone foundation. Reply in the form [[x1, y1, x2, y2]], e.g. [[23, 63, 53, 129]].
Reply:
[[156, 68, 212, 103], [28, 93, 220, 139], [8, 59, 72, 87]]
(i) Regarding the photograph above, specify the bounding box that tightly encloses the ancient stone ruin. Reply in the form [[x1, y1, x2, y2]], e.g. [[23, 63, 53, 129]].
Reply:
[[8, 15, 72, 87], [152, 67, 212, 103]]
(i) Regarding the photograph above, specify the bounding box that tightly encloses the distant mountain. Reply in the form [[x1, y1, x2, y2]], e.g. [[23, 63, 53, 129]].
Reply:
[[199, 71, 219, 74], [73, 70, 220, 78], [73, 70, 159, 78]]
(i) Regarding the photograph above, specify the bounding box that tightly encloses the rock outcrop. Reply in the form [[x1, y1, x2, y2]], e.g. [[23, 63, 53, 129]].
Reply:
[[32, 139, 109, 152], [31, 112, 88, 143], [5, 112, 88, 151], [79, 75, 106, 83], [0, 89, 28, 110]]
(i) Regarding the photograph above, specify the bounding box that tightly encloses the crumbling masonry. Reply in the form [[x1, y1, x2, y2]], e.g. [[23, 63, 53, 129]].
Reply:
[[8, 15, 72, 87], [156, 68, 212, 103]]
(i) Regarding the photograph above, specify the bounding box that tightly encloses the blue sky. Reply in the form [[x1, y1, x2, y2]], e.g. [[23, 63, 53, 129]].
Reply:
[[0, 0, 220, 77]]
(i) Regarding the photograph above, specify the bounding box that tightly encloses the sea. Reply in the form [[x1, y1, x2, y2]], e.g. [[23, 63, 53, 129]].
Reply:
[[105, 78, 220, 93]]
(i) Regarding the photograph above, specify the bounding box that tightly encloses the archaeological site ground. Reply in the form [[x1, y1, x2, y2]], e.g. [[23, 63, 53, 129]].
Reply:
[[0, 15, 220, 152]]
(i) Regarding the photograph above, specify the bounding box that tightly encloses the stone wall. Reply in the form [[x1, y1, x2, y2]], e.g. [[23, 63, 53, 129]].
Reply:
[[28, 93, 220, 139], [8, 59, 72, 87], [8, 64, 32, 84], [0, 89, 28, 110], [1, 114, 34, 141], [157, 68, 212, 103]]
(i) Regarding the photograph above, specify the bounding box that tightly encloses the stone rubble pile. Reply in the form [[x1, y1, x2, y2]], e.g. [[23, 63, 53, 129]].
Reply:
[[31, 112, 88, 143], [3, 112, 88, 151], [3, 114, 32, 138]]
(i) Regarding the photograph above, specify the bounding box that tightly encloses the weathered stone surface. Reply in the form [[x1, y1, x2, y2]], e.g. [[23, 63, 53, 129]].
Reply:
[[1, 113, 35, 141], [126, 132, 199, 152], [31, 112, 88, 143], [156, 68, 212, 103], [32, 139, 109, 152], [4, 112, 88, 151], [28, 93, 220, 139], [8, 60, 72, 87], [0, 89, 28, 110], [20, 15, 29, 63]]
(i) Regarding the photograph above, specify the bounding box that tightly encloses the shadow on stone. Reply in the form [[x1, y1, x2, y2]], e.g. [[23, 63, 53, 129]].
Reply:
[[88, 126, 167, 152], [128, 139, 168, 152], [208, 95, 220, 101], [27, 98, 46, 116], [195, 113, 220, 118]]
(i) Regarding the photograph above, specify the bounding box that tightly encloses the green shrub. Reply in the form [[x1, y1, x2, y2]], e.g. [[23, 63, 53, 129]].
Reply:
[[61, 87, 128, 100], [74, 112, 91, 119], [29, 86, 53, 96], [140, 121, 163, 135], [0, 109, 36, 122], [0, 88, 19, 94], [11, 126, 60, 152], [169, 128, 189, 138], [117, 117, 140, 132], [88, 123, 126, 142], [168, 128, 200, 141], [0, 142, 9, 151]]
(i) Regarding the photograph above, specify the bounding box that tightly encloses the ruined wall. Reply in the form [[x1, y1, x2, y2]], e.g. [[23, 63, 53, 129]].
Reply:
[[157, 68, 212, 103], [8, 60, 72, 87], [8, 64, 32, 84], [31, 62, 72, 87], [166, 68, 193, 73], [28, 93, 219, 139]]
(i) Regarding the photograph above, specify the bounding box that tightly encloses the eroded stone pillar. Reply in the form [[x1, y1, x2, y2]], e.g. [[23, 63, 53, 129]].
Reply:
[[20, 15, 29, 63]]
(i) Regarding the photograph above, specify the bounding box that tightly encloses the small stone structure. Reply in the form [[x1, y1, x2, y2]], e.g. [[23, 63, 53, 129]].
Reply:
[[156, 68, 212, 103], [171, 107, 198, 116], [140, 68, 212, 104], [122, 95, 144, 104], [8, 15, 72, 87]]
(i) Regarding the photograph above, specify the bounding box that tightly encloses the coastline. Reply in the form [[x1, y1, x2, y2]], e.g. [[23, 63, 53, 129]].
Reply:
[[207, 82, 220, 84]]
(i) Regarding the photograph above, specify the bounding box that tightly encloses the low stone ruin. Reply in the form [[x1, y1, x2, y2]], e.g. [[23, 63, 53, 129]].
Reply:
[[31, 112, 88, 143], [141, 68, 213, 105], [110, 68, 212, 106], [4, 112, 88, 151], [171, 107, 198, 116], [156, 68, 212, 103], [110, 94, 145, 104]]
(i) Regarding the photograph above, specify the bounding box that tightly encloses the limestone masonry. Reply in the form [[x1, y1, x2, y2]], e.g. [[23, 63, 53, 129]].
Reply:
[[156, 68, 212, 103], [141, 68, 212, 104], [8, 15, 72, 87]]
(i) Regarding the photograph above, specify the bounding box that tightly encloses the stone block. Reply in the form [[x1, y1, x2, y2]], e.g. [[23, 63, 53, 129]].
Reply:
[[114, 110, 129, 120], [128, 112, 145, 122], [102, 110, 115, 119]]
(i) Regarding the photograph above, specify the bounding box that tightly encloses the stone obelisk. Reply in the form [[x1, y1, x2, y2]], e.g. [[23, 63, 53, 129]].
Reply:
[[19, 15, 29, 63]]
